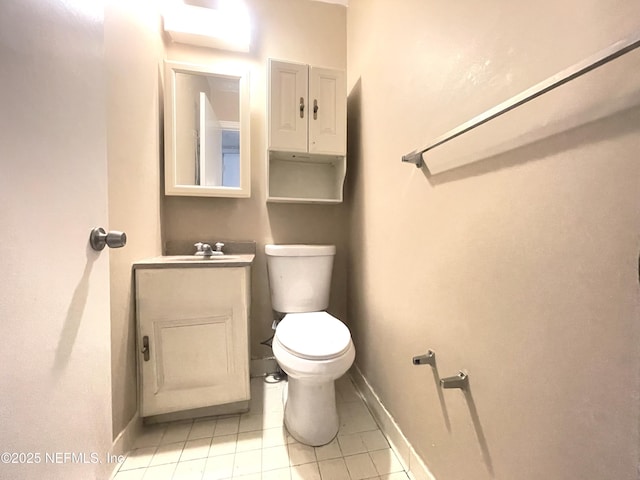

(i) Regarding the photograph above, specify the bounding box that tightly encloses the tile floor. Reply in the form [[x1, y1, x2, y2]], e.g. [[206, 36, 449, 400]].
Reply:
[[111, 375, 409, 480]]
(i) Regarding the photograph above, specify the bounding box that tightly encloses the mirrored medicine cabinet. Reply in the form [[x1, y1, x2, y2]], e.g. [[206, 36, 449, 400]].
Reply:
[[164, 61, 250, 197]]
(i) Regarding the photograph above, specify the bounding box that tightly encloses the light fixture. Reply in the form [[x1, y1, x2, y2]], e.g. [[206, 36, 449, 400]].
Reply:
[[162, 1, 250, 52]]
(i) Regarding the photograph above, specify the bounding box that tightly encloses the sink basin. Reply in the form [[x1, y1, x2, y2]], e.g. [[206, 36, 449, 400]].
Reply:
[[164, 255, 240, 262]]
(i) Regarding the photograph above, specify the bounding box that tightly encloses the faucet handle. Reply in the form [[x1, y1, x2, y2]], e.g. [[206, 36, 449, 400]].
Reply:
[[194, 242, 204, 252], [214, 242, 225, 253]]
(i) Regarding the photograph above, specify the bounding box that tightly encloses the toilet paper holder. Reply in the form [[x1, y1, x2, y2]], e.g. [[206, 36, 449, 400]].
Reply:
[[412, 350, 436, 367], [440, 371, 469, 390]]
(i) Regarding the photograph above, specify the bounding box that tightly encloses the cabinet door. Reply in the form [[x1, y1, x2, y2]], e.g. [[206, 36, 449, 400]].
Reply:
[[308, 67, 346, 155], [136, 267, 250, 417], [268, 60, 308, 152]]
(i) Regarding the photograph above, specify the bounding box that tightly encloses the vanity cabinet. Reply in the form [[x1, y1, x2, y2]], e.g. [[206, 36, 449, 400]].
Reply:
[[267, 59, 346, 203], [135, 264, 250, 418]]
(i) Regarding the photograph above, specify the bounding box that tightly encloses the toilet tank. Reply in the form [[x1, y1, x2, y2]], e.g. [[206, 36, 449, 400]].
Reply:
[[265, 244, 336, 313]]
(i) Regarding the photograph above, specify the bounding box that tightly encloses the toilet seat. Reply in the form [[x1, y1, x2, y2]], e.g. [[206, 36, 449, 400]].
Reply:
[[276, 312, 351, 360]]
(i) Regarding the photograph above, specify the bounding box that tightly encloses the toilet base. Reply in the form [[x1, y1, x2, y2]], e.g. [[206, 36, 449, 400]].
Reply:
[[283, 378, 339, 446]]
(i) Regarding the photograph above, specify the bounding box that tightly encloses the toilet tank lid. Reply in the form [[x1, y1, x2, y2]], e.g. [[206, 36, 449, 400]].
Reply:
[[265, 244, 336, 257]]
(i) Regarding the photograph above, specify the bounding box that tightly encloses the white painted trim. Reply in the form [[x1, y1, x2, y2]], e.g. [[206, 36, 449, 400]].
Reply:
[[349, 365, 437, 480], [108, 413, 143, 479]]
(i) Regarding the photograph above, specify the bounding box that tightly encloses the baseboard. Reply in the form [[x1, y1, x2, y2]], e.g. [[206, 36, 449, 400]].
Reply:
[[349, 365, 436, 480], [108, 413, 143, 479]]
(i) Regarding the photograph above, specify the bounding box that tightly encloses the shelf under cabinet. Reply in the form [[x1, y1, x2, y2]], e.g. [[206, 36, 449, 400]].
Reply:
[[267, 151, 346, 204]]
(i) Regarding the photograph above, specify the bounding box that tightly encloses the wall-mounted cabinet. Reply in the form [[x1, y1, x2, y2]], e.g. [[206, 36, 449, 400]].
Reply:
[[267, 59, 346, 203], [269, 59, 346, 155]]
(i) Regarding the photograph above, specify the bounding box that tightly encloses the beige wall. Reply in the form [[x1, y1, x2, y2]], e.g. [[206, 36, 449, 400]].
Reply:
[[347, 1, 640, 479], [162, 0, 349, 359], [106, 1, 163, 439]]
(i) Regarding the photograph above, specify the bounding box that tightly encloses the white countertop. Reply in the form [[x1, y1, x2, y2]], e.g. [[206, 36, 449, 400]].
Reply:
[[133, 254, 255, 269]]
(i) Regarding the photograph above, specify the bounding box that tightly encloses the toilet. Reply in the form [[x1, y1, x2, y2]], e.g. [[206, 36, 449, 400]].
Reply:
[[265, 244, 355, 446]]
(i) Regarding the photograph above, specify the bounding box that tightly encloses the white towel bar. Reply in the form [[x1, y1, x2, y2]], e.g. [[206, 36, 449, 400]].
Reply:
[[403, 31, 640, 173]]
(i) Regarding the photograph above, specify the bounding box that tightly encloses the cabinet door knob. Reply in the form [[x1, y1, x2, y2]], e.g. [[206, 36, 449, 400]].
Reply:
[[299, 97, 305, 118], [313, 99, 318, 120]]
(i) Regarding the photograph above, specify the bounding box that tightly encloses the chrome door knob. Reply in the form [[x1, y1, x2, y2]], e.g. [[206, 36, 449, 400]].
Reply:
[[90, 227, 127, 251]]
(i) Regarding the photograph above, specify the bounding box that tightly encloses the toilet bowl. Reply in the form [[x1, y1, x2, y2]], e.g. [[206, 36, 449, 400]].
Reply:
[[265, 244, 356, 446], [272, 312, 355, 446]]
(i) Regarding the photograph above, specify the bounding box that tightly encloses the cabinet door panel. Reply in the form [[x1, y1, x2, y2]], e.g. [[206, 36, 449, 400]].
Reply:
[[309, 67, 346, 155], [269, 60, 308, 152], [136, 267, 249, 417], [156, 315, 232, 391]]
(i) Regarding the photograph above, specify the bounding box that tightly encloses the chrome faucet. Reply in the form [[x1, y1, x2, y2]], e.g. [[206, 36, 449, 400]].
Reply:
[[194, 242, 214, 256], [194, 242, 225, 256]]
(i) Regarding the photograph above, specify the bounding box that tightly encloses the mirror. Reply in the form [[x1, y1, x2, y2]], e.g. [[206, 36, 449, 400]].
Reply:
[[164, 61, 250, 197]]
